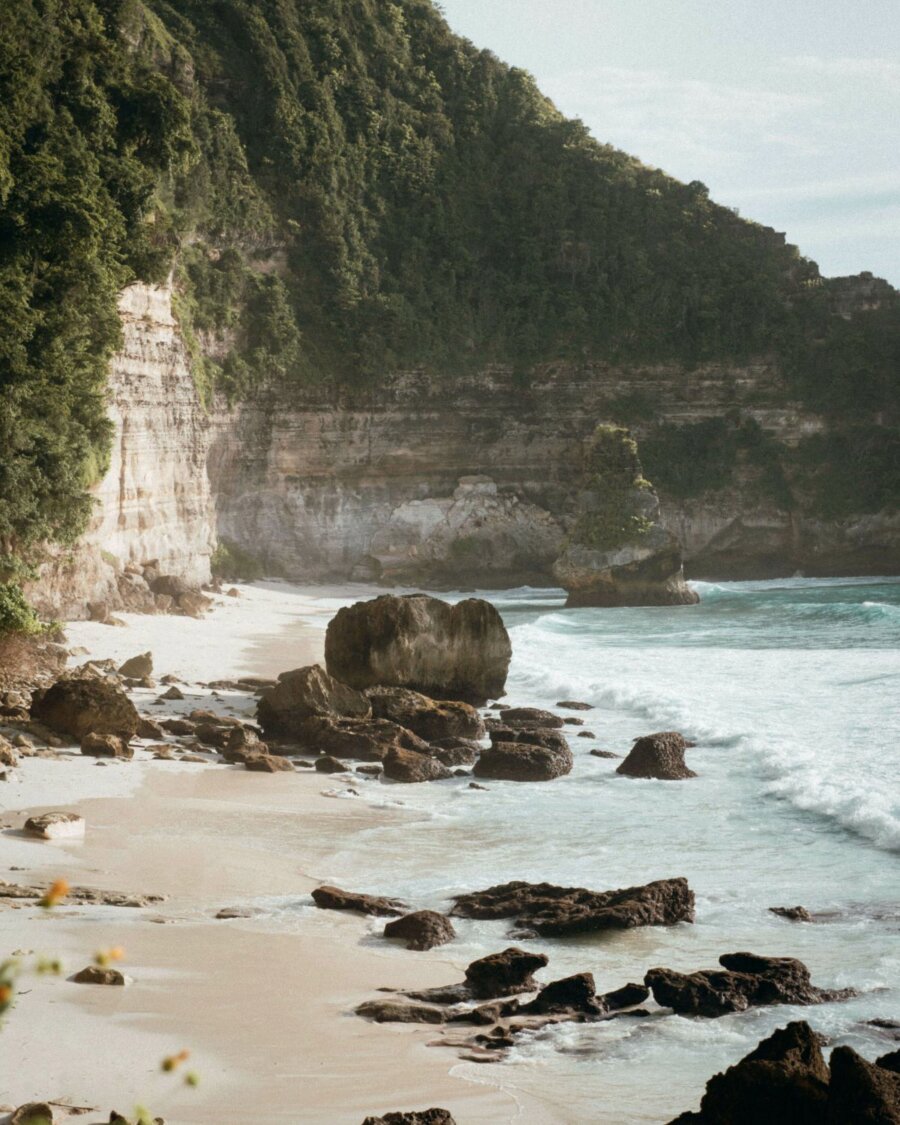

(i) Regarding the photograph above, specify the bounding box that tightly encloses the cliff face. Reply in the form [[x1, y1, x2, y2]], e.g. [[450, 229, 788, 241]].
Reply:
[[31, 283, 215, 618], [31, 284, 898, 618]]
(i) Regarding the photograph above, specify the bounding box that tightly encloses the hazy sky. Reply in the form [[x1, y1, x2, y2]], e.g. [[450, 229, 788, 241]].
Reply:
[[438, 0, 900, 284]]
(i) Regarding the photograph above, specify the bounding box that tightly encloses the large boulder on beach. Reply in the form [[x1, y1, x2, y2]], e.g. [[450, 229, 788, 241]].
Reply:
[[258, 665, 371, 736], [324, 594, 511, 703], [365, 686, 484, 741], [384, 910, 456, 951], [452, 877, 694, 936], [474, 740, 573, 782], [646, 952, 848, 1018], [617, 731, 696, 780], [382, 746, 453, 783], [30, 678, 139, 741]]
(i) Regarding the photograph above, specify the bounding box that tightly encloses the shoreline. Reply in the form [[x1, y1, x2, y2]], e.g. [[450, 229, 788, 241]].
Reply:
[[2, 765, 532, 1123]]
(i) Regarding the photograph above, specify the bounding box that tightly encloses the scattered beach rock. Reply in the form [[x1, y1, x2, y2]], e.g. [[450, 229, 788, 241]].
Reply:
[[563, 717, 584, 726], [0, 880, 163, 907], [80, 732, 133, 759], [770, 905, 813, 922], [315, 755, 347, 774], [0, 740, 19, 768], [71, 965, 125, 986], [30, 677, 139, 741], [356, 763, 384, 777], [578, 730, 596, 738], [23, 812, 85, 840], [590, 748, 620, 758], [452, 877, 695, 936], [617, 731, 696, 780], [10, 1103, 56, 1125], [118, 652, 153, 678], [382, 746, 453, 783], [137, 717, 165, 739], [324, 594, 512, 704], [159, 686, 184, 701], [499, 707, 564, 729], [384, 910, 456, 951], [557, 700, 593, 711], [244, 753, 294, 773], [312, 885, 407, 916], [474, 740, 573, 782], [646, 952, 851, 1018], [257, 664, 371, 737], [215, 907, 254, 919], [366, 686, 484, 741], [430, 739, 479, 767], [600, 982, 651, 1011], [489, 726, 570, 753], [355, 1000, 446, 1024], [161, 717, 195, 736], [362, 1110, 456, 1125], [294, 716, 430, 761]]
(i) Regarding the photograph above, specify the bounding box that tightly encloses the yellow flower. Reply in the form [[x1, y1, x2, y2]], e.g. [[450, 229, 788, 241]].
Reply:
[[39, 878, 70, 909]]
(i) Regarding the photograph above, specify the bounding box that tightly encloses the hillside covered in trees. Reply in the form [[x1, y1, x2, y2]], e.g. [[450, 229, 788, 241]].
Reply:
[[0, 0, 898, 607]]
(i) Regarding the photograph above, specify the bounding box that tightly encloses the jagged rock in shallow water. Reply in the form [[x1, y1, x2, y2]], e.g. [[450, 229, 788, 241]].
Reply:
[[474, 740, 572, 782], [598, 981, 651, 1011], [488, 726, 570, 753], [826, 1045, 900, 1123], [314, 754, 347, 774], [355, 1000, 446, 1024], [430, 738, 479, 767], [383, 910, 456, 951], [324, 594, 511, 704], [617, 731, 696, 780], [257, 664, 371, 736], [518, 973, 602, 1017], [464, 947, 549, 999], [647, 952, 851, 1018], [311, 885, 406, 916], [668, 1020, 830, 1124], [452, 878, 695, 936], [31, 677, 139, 741], [770, 905, 813, 922], [365, 686, 484, 741]]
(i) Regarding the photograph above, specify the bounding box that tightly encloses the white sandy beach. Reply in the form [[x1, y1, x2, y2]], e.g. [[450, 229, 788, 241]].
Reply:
[[1, 585, 544, 1124]]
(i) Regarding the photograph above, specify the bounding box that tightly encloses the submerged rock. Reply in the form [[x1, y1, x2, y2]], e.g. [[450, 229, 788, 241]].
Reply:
[[452, 877, 695, 936], [31, 677, 139, 741], [355, 1000, 446, 1024], [257, 664, 371, 736], [324, 594, 511, 703], [311, 885, 406, 916], [383, 910, 456, 951], [24, 812, 86, 840], [474, 740, 572, 782], [646, 952, 851, 1018], [71, 965, 125, 986], [617, 731, 696, 780], [770, 905, 813, 922]]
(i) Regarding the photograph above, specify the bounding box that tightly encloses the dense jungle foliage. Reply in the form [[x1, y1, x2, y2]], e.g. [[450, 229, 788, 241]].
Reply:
[[0, 0, 898, 614]]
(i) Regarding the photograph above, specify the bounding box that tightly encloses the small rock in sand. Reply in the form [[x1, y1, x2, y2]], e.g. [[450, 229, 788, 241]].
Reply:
[[215, 907, 254, 919], [362, 1111, 456, 1125], [10, 1103, 56, 1125], [315, 755, 347, 774], [159, 686, 185, 701], [118, 652, 153, 679], [81, 732, 133, 759], [24, 812, 85, 840], [312, 885, 406, 916], [71, 965, 125, 985], [137, 717, 165, 740], [244, 754, 294, 773]]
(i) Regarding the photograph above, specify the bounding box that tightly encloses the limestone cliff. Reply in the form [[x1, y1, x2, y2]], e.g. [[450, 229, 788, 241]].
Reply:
[[30, 283, 214, 618], [30, 284, 899, 618]]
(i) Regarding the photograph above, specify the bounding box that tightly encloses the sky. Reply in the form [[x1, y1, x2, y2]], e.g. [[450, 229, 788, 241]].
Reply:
[[438, 0, 900, 284]]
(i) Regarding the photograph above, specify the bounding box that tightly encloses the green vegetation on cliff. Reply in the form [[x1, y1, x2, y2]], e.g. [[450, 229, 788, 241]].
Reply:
[[1, 0, 898, 579], [570, 426, 655, 552]]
